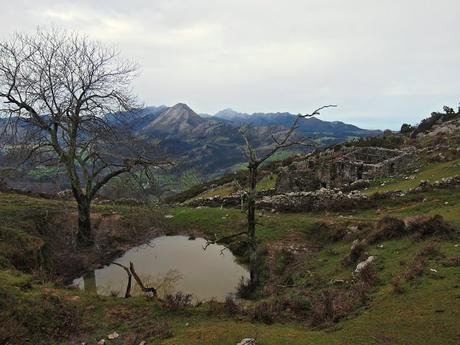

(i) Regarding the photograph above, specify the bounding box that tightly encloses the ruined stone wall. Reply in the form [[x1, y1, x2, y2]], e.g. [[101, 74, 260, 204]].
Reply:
[[275, 146, 416, 193]]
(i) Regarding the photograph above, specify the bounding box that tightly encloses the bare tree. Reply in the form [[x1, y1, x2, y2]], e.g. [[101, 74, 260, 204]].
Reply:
[[206, 105, 336, 288], [0, 28, 167, 247]]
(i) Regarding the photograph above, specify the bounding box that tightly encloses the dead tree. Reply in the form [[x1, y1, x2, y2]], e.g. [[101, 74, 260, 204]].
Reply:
[[206, 105, 336, 287], [0, 28, 168, 247]]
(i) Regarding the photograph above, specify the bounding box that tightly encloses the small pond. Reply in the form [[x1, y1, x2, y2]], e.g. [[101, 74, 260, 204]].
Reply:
[[73, 235, 249, 301]]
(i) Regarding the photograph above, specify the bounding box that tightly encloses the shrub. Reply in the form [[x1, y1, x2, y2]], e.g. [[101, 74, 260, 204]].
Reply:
[[311, 289, 352, 325], [163, 291, 193, 312], [404, 256, 427, 281], [223, 296, 240, 315], [390, 277, 405, 294], [0, 292, 81, 345], [405, 215, 456, 239], [236, 277, 257, 299], [274, 249, 294, 275], [252, 301, 277, 324], [279, 294, 312, 318], [368, 216, 406, 244], [355, 262, 378, 287], [0, 255, 10, 269]]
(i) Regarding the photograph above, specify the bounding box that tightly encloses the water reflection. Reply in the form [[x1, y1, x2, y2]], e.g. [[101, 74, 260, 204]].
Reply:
[[74, 236, 249, 301]]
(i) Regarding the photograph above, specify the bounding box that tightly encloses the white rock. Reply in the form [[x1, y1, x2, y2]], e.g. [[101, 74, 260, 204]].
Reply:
[[354, 256, 376, 275], [430, 268, 438, 273], [164, 214, 174, 219], [97, 340, 106, 345], [107, 332, 119, 340], [237, 338, 256, 345], [139, 342, 146, 345]]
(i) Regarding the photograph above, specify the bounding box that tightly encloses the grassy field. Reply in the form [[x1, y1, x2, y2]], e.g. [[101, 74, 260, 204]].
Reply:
[[365, 158, 460, 194], [0, 176, 459, 344]]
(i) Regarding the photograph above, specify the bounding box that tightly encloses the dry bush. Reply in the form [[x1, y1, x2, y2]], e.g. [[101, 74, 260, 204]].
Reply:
[[311, 289, 353, 325], [274, 249, 295, 275], [390, 277, 405, 294], [224, 296, 240, 315], [163, 292, 193, 312], [237, 277, 257, 299], [404, 256, 427, 281], [368, 216, 406, 244], [355, 262, 378, 287], [252, 301, 278, 324], [0, 293, 81, 345], [207, 297, 240, 316], [277, 294, 312, 319], [405, 215, 456, 239]]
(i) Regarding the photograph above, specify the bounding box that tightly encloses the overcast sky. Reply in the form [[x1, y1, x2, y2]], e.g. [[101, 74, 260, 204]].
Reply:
[[0, 0, 459, 129]]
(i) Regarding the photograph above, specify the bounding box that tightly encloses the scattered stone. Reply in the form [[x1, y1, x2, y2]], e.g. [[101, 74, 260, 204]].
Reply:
[[97, 340, 105, 345], [430, 268, 438, 273], [354, 256, 376, 276], [164, 214, 174, 219], [107, 332, 119, 340], [237, 338, 256, 345], [139, 342, 146, 345], [330, 278, 346, 285]]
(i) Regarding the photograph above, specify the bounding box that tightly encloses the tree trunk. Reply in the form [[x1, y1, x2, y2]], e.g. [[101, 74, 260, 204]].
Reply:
[[77, 198, 94, 247], [247, 165, 258, 285]]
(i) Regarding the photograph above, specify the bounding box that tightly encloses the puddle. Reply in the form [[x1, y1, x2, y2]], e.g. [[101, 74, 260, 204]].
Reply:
[[73, 235, 249, 301]]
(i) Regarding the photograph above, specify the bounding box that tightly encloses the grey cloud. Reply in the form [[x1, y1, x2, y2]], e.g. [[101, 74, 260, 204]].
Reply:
[[0, 0, 459, 129]]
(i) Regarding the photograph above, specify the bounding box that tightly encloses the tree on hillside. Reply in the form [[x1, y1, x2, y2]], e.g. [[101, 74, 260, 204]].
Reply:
[[0, 28, 167, 247], [206, 105, 336, 289]]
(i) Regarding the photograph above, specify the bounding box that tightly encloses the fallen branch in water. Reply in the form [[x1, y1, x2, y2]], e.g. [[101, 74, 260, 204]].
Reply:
[[129, 261, 158, 298], [111, 262, 132, 298]]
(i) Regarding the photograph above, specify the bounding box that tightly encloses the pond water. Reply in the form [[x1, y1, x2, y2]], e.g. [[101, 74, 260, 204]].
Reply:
[[73, 235, 249, 301]]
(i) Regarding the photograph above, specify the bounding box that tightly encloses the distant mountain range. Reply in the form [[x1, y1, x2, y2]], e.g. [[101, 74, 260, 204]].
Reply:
[[118, 103, 381, 186], [0, 103, 381, 194], [124, 103, 380, 140]]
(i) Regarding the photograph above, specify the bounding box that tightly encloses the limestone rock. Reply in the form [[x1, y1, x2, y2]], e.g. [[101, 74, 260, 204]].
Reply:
[[354, 256, 376, 275]]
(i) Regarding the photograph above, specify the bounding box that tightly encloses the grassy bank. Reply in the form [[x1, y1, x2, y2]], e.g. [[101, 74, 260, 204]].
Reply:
[[0, 181, 459, 344]]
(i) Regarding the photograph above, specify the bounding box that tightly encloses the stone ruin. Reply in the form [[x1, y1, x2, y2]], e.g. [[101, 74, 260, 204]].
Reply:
[[275, 146, 416, 193]]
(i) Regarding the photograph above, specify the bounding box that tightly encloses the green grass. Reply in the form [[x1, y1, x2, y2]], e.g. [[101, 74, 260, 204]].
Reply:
[[1, 185, 459, 344], [365, 158, 460, 194]]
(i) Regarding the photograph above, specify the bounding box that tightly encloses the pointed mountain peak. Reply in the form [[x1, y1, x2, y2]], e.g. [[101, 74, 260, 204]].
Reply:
[[148, 102, 205, 134]]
